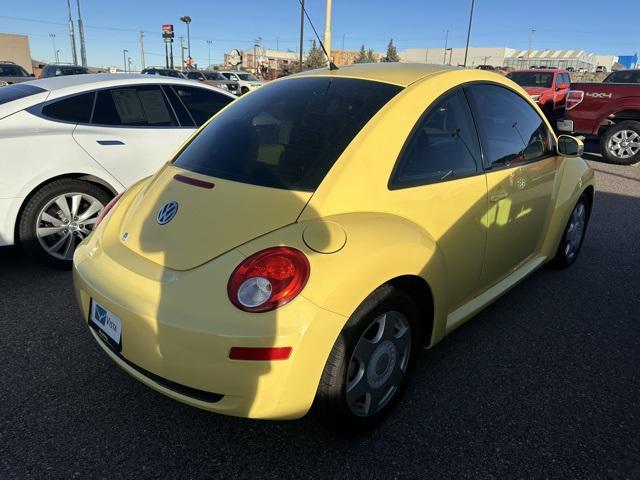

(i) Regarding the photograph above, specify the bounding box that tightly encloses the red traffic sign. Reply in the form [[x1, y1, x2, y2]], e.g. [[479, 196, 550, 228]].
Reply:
[[162, 24, 174, 33]]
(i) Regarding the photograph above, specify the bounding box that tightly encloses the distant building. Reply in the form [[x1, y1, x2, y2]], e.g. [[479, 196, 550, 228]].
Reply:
[[506, 49, 599, 71], [617, 54, 638, 69], [0, 33, 33, 74], [595, 55, 619, 70], [225, 48, 299, 75], [401, 47, 514, 68]]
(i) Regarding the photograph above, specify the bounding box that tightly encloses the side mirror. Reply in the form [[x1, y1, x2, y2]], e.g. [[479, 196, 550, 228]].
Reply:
[[557, 82, 569, 90], [557, 135, 584, 157]]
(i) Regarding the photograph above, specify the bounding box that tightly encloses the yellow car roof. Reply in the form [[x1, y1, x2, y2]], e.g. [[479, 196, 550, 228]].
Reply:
[[290, 63, 459, 87]]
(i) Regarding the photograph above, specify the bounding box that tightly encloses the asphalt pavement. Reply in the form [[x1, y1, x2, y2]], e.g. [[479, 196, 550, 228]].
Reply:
[[1, 147, 639, 479]]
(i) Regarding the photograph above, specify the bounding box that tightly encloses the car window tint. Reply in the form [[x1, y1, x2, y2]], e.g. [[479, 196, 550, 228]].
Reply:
[[0, 83, 45, 105], [171, 86, 233, 126], [390, 89, 480, 188], [173, 77, 402, 191], [92, 86, 177, 127], [0, 65, 29, 77], [466, 84, 553, 169], [161, 85, 195, 127], [42, 92, 95, 123]]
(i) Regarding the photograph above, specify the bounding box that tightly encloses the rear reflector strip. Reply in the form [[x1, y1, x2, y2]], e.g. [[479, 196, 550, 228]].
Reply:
[[174, 174, 215, 189], [229, 347, 292, 361]]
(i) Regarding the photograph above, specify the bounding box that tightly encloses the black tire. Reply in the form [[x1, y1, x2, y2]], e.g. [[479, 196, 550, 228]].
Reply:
[[541, 102, 554, 121], [240, 86, 249, 95], [315, 284, 420, 431], [600, 121, 640, 165], [553, 193, 590, 268], [18, 179, 112, 269]]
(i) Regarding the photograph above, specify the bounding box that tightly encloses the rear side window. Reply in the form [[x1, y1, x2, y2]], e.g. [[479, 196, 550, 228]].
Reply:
[[42, 92, 94, 123], [162, 85, 195, 127], [173, 77, 402, 191], [92, 86, 177, 127], [0, 84, 45, 105], [603, 71, 640, 83], [466, 84, 553, 169], [171, 85, 233, 126], [390, 89, 480, 188]]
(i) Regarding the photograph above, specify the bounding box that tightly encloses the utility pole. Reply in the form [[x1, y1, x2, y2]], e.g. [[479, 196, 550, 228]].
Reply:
[[342, 33, 345, 51], [299, 0, 305, 72], [443, 30, 449, 64], [123, 49, 128, 72], [169, 42, 174, 69], [180, 36, 185, 71], [66, 0, 78, 65], [180, 16, 192, 60], [76, 0, 87, 66], [463, 0, 475, 68], [49, 34, 58, 63], [323, 0, 333, 62], [139, 31, 145, 70], [276, 37, 279, 51], [128, 57, 132, 73], [206, 40, 212, 68]]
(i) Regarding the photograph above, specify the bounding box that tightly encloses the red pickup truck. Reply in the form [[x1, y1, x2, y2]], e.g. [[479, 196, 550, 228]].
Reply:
[[506, 69, 571, 120], [558, 69, 640, 165]]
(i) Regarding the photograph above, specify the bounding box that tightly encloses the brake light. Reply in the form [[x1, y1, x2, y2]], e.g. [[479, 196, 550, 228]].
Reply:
[[229, 347, 292, 361], [94, 193, 123, 228], [566, 90, 584, 110], [227, 247, 310, 312]]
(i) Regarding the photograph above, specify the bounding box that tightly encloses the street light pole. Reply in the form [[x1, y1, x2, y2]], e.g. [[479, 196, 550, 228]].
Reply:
[[179, 36, 185, 71], [323, 0, 333, 62], [49, 34, 57, 63], [140, 31, 145, 70], [180, 16, 192, 61], [207, 40, 212, 69], [527, 28, 536, 67], [443, 30, 449, 64], [76, 0, 87, 67], [463, 0, 475, 68], [123, 49, 128, 73]]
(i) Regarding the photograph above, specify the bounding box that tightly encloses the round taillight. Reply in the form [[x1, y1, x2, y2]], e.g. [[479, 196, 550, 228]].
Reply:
[[95, 193, 123, 228], [228, 247, 310, 312]]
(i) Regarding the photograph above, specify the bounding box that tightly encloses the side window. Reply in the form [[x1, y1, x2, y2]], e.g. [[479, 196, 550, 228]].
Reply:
[[563, 73, 571, 84], [161, 85, 194, 127], [171, 86, 233, 126], [555, 74, 562, 87], [390, 89, 480, 188], [92, 86, 177, 127], [465, 84, 553, 169], [41, 92, 95, 123]]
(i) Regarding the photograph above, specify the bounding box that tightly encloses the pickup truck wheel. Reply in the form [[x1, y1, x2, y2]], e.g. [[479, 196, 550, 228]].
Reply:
[[601, 121, 640, 165], [541, 102, 554, 120]]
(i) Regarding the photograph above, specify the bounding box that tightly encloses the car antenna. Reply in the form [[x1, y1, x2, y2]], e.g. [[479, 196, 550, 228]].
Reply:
[[297, 0, 339, 71]]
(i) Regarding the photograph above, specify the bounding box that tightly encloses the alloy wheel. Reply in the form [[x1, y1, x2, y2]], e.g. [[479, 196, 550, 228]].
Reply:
[[35, 192, 104, 261], [607, 130, 640, 159], [564, 202, 586, 260]]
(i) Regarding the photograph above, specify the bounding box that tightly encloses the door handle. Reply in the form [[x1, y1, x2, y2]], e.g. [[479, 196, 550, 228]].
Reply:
[[96, 140, 125, 146], [490, 192, 509, 202]]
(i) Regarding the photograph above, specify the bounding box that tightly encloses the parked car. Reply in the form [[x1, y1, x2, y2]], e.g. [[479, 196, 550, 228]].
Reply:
[[595, 65, 608, 73], [0, 74, 234, 266], [0, 61, 33, 86], [73, 64, 594, 429], [141, 67, 186, 79], [40, 64, 90, 78], [506, 69, 571, 120], [184, 70, 240, 95], [566, 67, 575, 72], [219, 71, 263, 94], [476, 64, 494, 70], [559, 70, 640, 164]]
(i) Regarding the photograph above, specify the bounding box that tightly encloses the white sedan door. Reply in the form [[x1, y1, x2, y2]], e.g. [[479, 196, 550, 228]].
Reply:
[[73, 84, 195, 187]]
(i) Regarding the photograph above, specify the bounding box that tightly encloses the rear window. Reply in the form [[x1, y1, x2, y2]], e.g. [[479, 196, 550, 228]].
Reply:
[[0, 83, 45, 105], [173, 77, 402, 191], [0, 64, 29, 77], [507, 72, 553, 88], [603, 71, 640, 84]]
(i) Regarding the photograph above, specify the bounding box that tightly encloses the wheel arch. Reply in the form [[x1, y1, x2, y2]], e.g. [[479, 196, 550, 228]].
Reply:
[[385, 275, 435, 347], [14, 173, 119, 242]]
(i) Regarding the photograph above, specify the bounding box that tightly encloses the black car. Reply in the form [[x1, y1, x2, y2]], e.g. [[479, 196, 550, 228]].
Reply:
[[40, 65, 90, 78], [0, 61, 33, 86], [141, 68, 186, 79]]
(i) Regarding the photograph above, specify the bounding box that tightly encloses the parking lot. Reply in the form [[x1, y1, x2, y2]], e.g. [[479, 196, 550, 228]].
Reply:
[[0, 141, 638, 479]]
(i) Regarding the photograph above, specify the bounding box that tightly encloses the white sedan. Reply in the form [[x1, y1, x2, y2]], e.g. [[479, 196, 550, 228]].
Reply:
[[0, 74, 234, 267]]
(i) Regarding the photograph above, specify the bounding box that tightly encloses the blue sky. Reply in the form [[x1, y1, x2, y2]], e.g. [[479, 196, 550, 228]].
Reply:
[[1, 0, 637, 68]]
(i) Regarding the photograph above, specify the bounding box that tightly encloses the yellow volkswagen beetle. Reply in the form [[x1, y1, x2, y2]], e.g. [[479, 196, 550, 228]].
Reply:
[[73, 63, 594, 429]]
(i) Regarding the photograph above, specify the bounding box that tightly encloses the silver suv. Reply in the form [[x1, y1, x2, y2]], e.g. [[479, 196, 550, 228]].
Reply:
[[0, 61, 33, 86], [219, 71, 263, 95]]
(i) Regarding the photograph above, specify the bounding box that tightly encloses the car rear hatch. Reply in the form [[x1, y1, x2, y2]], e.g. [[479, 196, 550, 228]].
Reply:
[[105, 164, 312, 271]]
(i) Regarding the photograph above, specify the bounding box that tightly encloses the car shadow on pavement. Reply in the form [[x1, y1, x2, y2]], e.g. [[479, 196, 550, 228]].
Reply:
[[1, 187, 639, 478]]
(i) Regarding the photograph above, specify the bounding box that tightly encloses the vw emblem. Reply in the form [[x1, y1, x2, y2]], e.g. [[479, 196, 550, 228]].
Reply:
[[156, 201, 179, 225]]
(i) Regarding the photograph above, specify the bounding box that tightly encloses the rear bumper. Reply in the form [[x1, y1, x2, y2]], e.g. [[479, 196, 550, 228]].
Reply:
[[72, 237, 346, 420]]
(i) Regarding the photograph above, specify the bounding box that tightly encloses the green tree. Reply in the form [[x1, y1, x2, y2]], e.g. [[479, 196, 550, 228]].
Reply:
[[366, 48, 376, 63], [354, 44, 368, 64], [383, 38, 400, 62], [306, 40, 326, 69]]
